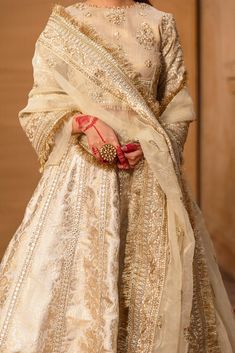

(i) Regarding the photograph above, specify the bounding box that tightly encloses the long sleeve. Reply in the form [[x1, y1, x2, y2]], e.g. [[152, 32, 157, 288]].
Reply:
[[18, 42, 82, 172], [157, 13, 196, 165]]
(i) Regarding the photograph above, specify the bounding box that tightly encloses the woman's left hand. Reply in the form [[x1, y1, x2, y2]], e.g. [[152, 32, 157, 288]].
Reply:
[[121, 142, 144, 169]]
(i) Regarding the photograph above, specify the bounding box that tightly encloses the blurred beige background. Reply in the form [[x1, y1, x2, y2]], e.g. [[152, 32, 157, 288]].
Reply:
[[0, 0, 234, 300]]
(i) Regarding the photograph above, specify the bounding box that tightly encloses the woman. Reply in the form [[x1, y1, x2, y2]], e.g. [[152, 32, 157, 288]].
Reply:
[[0, 0, 234, 352]]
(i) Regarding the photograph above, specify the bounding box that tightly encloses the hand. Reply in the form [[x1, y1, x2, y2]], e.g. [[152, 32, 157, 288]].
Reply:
[[73, 114, 130, 169], [121, 142, 144, 169]]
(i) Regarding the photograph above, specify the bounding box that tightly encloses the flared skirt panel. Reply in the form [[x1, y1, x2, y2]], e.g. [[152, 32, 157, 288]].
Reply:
[[0, 145, 122, 352], [0, 143, 168, 353], [1, 143, 234, 353]]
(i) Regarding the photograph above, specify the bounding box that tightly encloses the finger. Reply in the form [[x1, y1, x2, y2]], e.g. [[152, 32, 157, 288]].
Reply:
[[121, 143, 141, 153], [117, 163, 130, 170], [127, 155, 143, 167], [116, 145, 129, 166], [124, 149, 143, 160], [91, 145, 105, 163]]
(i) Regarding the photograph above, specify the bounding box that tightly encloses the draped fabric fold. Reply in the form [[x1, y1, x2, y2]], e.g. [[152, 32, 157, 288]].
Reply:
[[18, 45, 81, 171], [2, 2, 235, 353]]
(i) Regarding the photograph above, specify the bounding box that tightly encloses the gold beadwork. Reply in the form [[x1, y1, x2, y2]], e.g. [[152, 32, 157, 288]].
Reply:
[[104, 8, 126, 25], [145, 59, 152, 68], [75, 1, 143, 10], [156, 316, 163, 329], [136, 22, 155, 50], [94, 68, 106, 79]]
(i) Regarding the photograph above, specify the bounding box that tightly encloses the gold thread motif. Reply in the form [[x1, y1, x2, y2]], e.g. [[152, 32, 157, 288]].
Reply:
[[19, 109, 78, 173], [157, 13, 188, 114], [179, 176, 221, 353], [35, 158, 87, 352], [145, 58, 152, 68], [75, 1, 148, 10], [136, 22, 155, 50], [161, 120, 190, 166], [117, 162, 169, 353], [104, 8, 126, 25], [0, 159, 66, 348], [37, 110, 78, 173]]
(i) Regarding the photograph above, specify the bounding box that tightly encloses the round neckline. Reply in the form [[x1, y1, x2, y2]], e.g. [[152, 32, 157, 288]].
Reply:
[[77, 1, 142, 9]]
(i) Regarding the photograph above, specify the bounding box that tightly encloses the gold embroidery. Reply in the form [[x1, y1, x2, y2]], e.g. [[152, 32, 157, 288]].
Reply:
[[156, 315, 163, 329], [0, 162, 65, 348], [94, 68, 106, 79], [179, 178, 221, 353], [160, 120, 190, 165], [136, 22, 155, 50], [35, 158, 87, 352], [19, 108, 78, 173], [37, 110, 77, 173], [157, 13, 187, 113], [75, 1, 146, 10], [104, 8, 126, 25], [145, 58, 152, 68], [137, 3, 148, 17], [117, 163, 169, 353]]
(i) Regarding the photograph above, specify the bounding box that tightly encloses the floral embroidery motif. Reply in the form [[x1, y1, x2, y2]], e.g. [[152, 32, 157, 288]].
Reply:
[[104, 8, 126, 25], [136, 22, 155, 50], [94, 68, 106, 79], [90, 90, 104, 103], [145, 59, 152, 68], [137, 2, 148, 16]]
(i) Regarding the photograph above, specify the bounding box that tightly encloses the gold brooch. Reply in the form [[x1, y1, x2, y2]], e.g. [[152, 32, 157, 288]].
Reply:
[[99, 143, 117, 163]]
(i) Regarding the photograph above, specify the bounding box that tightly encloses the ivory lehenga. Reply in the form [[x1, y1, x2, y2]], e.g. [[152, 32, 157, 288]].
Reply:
[[0, 2, 235, 353]]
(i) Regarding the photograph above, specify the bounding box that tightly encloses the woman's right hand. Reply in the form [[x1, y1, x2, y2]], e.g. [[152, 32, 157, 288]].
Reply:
[[72, 114, 130, 169]]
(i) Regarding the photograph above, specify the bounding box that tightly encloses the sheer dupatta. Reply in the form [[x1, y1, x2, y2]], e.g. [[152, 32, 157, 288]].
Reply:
[[18, 4, 235, 353]]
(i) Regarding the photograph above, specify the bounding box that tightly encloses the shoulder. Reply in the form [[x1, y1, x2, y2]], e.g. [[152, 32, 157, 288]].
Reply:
[[143, 3, 174, 23], [141, 4, 177, 34]]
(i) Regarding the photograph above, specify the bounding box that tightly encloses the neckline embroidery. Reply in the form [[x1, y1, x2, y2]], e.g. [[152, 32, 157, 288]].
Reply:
[[75, 1, 148, 10]]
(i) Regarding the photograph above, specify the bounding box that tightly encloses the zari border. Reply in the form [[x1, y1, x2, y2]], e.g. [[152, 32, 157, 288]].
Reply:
[[117, 163, 169, 353], [0, 157, 66, 349], [180, 176, 221, 352], [38, 110, 77, 173]]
